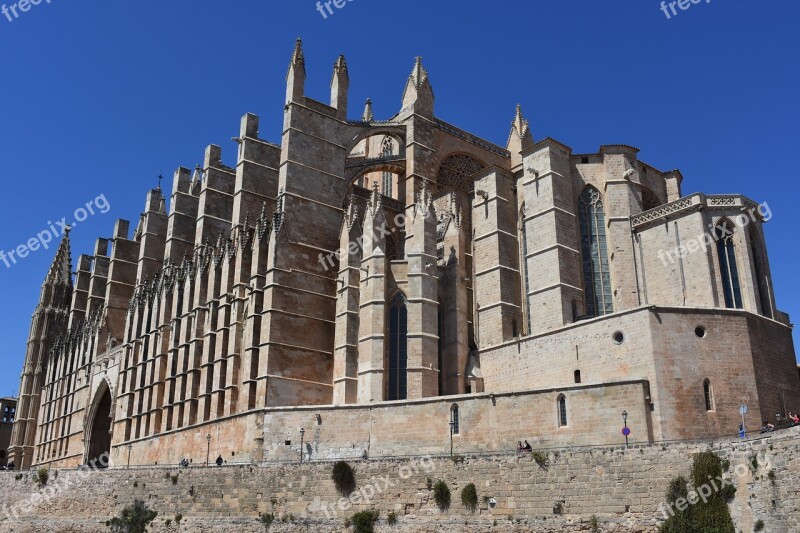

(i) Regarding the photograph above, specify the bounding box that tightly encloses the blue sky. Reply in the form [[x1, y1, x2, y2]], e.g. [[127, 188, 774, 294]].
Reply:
[[0, 0, 798, 397]]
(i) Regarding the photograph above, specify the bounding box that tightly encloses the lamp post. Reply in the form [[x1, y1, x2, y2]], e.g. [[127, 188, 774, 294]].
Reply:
[[622, 411, 629, 448], [299, 427, 305, 464], [206, 433, 211, 467], [449, 421, 455, 457], [127, 444, 132, 468]]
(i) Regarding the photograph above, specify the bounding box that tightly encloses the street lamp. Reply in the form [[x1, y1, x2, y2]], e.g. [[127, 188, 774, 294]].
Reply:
[[449, 420, 455, 457], [622, 411, 629, 448], [206, 433, 211, 467], [127, 444, 132, 468], [299, 427, 305, 464]]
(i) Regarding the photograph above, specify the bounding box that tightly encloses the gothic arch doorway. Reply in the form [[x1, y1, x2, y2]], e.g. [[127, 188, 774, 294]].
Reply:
[[86, 382, 112, 468]]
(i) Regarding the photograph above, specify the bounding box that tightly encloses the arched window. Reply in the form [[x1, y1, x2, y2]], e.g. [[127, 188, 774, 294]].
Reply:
[[749, 225, 772, 318], [578, 187, 612, 317], [388, 292, 408, 401], [716, 221, 742, 309], [574, 370, 581, 384], [520, 205, 531, 334], [450, 404, 460, 434], [557, 394, 568, 427], [381, 137, 394, 198], [703, 379, 715, 411]]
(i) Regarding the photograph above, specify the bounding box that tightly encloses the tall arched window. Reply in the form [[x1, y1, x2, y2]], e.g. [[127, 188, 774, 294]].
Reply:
[[578, 187, 612, 316], [520, 205, 531, 334], [557, 394, 568, 427], [716, 221, 742, 309], [450, 404, 460, 434], [388, 292, 408, 401], [381, 137, 394, 198], [703, 379, 715, 411]]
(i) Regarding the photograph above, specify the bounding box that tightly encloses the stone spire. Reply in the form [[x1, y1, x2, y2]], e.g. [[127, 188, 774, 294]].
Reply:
[[401, 57, 434, 116], [44, 230, 73, 289], [362, 98, 374, 122], [507, 104, 534, 171], [8, 229, 72, 469], [331, 54, 349, 119], [286, 38, 306, 104]]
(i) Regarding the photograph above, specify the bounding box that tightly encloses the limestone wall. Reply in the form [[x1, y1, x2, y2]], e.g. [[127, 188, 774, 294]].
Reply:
[[1, 429, 798, 533]]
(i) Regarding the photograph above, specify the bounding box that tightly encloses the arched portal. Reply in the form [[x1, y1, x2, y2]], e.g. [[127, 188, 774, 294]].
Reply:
[[86, 384, 112, 468]]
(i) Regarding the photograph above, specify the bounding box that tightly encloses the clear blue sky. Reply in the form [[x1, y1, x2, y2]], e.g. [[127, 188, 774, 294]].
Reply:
[[1, 1, 798, 397]]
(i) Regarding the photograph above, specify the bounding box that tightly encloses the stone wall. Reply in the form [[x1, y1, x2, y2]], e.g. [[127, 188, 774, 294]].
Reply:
[[2, 429, 798, 533]]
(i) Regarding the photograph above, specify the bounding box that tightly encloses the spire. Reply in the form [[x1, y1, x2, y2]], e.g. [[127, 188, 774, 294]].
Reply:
[[362, 98, 374, 122], [333, 54, 348, 79], [410, 57, 428, 89], [401, 56, 434, 116], [507, 104, 534, 170], [44, 230, 73, 287], [343, 194, 359, 231], [289, 38, 305, 74], [330, 54, 349, 119], [286, 38, 306, 104]]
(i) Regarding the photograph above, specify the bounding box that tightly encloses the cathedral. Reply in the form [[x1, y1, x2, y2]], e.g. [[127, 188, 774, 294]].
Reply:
[[8, 40, 799, 469]]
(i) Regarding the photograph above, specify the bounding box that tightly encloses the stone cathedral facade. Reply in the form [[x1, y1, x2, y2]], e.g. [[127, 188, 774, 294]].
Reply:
[[9, 41, 799, 470]]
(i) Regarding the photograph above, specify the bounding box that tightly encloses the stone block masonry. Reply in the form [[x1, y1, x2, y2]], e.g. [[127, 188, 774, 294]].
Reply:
[[1, 429, 798, 532]]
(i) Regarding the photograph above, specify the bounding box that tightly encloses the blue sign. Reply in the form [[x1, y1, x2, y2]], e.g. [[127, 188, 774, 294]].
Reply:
[[622, 427, 631, 437]]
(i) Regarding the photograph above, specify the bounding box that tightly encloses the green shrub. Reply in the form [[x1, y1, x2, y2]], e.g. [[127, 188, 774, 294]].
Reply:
[[331, 461, 356, 496], [531, 451, 549, 468], [433, 480, 451, 510], [754, 519, 765, 532], [107, 499, 158, 533], [659, 452, 735, 533], [553, 501, 563, 515], [258, 512, 274, 530], [164, 519, 172, 527], [387, 511, 398, 525], [174, 514, 182, 524], [461, 483, 478, 512], [35, 468, 49, 486], [351, 510, 379, 533], [171, 474, 179, 485], [590, 515, 600, 533]]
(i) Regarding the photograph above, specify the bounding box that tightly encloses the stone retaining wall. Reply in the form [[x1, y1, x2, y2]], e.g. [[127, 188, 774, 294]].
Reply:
[[2, 429, 798, 532]]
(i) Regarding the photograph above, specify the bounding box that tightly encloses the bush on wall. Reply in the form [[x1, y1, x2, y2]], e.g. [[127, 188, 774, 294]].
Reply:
[[331, 461, 356, 496]]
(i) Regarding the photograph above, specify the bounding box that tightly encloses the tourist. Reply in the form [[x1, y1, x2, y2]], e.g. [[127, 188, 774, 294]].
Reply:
[[789, 412, 799, 426], [216, 455, 224, 467], [6, 461, 14, 471], [523, 440, 533, 452], [516, 441, 524, 453], [760, 420, 775, 433]]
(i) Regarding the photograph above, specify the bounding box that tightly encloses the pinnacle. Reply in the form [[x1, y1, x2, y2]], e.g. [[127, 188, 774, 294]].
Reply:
[[362, 98, 374, 122], [410, 56, 429, 89], [290, 38, 305, 71], [44, 232, 73, 287]]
